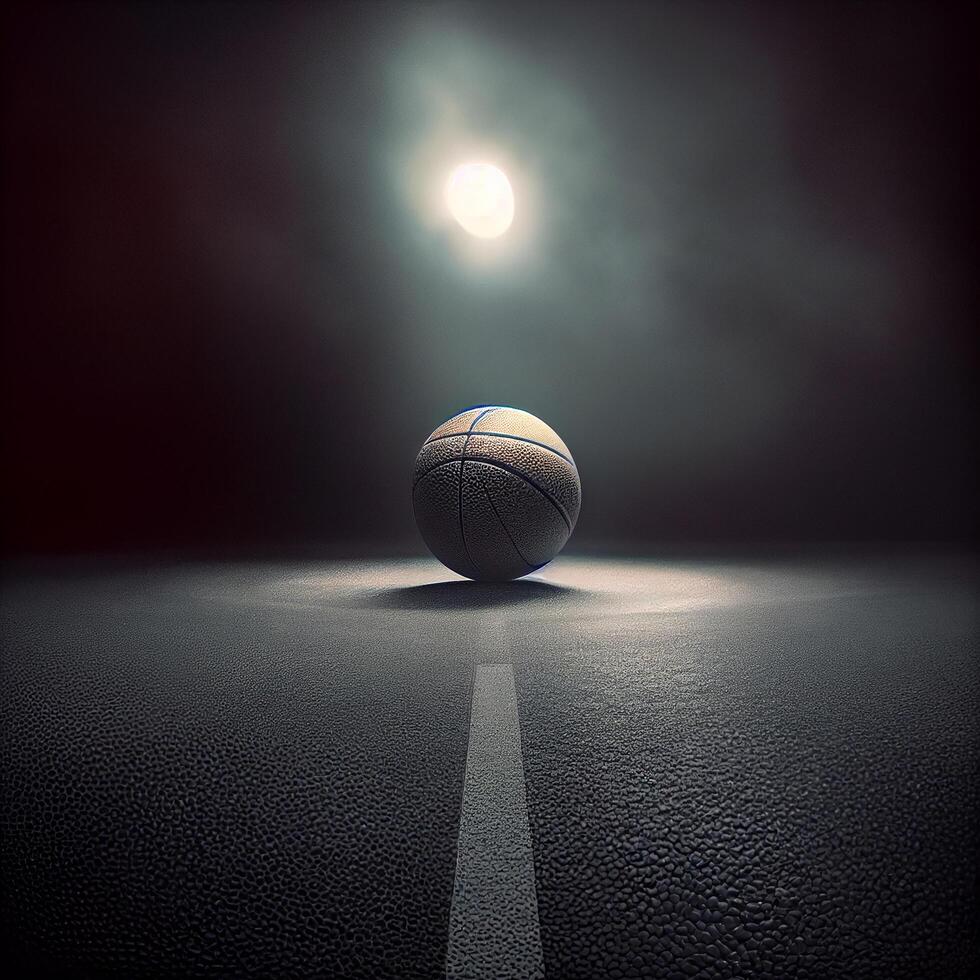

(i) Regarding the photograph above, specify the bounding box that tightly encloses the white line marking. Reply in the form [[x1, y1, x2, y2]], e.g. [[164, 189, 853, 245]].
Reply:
[[446, 664, 545, 980]]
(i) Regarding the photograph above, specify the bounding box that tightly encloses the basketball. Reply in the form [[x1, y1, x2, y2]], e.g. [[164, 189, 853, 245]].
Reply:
[[413, 406, 581, 581]]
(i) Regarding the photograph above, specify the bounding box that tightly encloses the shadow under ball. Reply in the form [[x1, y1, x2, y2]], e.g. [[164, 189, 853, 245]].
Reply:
[[413, 406, 581, 581]]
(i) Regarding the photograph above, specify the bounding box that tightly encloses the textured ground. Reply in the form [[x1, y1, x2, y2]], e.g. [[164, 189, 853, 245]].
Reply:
[[1, 555, 978, 978]]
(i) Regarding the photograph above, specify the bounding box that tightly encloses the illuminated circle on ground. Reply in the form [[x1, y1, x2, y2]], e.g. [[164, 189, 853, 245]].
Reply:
[[445, 162, 515, 239]]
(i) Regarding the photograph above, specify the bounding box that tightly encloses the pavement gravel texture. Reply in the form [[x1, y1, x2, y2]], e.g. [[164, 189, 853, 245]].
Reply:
[[1, 555, 977, 978]]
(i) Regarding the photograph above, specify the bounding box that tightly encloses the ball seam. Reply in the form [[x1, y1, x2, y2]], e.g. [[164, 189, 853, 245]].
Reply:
[[458, 408, 496, 576], [415, 457, 573, 532]]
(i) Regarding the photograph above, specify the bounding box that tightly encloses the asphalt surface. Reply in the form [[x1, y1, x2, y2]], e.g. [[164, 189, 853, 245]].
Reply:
[[1, 556, 977, 978]]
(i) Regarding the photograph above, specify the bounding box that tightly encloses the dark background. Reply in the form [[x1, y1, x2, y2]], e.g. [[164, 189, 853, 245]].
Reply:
[[2, 0, 976, 557]]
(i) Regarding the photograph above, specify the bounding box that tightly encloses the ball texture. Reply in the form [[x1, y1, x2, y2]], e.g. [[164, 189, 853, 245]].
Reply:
[[413, 406, 581, 581]]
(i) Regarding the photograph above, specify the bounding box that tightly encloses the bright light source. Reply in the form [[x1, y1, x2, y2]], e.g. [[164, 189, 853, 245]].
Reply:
[[445, 162, 515, 239]]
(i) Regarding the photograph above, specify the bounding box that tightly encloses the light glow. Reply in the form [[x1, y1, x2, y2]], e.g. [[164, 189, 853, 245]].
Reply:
[[445, 162, 515, 239]]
